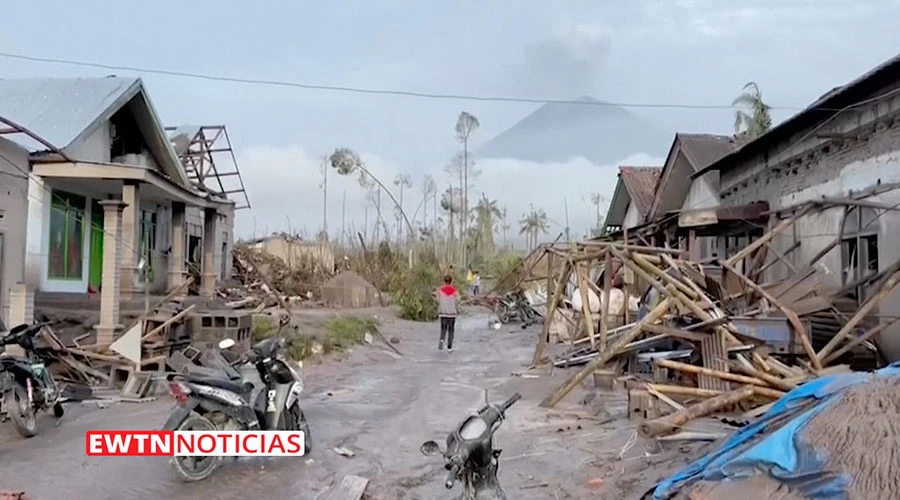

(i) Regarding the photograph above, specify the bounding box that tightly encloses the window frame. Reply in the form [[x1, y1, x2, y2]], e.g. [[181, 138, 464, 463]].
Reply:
[[47, 190, 87, 280]]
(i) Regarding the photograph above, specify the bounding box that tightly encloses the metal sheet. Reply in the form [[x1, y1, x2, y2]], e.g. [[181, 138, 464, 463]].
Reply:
[[730, 316, 812, 355]]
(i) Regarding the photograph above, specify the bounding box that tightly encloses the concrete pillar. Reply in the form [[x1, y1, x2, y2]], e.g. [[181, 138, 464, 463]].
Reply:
[[6, 283, 34, 356], [169, 201, 186, 293], [120, 182, 141, 299], [97, 200, 128, 345], [200, 207, 218, 298]]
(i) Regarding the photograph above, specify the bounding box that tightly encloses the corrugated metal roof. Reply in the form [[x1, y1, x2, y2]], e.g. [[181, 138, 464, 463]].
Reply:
[[677, 133, 745, 171], [0, 77, 139, 151]]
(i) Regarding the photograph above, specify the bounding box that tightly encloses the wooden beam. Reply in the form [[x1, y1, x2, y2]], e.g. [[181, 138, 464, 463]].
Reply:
[[540, 298, 671, 408], [719, 260, 821, 370], [531, 260, 570, 366]]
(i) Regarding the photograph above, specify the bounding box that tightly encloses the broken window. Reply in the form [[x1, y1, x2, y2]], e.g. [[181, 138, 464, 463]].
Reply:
[[841, 206, 880, 303]]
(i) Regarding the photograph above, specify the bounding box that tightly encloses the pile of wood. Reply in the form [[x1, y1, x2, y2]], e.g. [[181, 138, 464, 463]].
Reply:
[[222, 245, 319, 310], [532, 205, 900, 438]]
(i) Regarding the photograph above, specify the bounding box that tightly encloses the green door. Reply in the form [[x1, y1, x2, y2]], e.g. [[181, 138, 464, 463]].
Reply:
[[88, 204, 104, 291]]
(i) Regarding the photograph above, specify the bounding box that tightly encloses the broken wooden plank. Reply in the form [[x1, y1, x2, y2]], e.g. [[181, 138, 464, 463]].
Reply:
[[639, 385, 757, 438]]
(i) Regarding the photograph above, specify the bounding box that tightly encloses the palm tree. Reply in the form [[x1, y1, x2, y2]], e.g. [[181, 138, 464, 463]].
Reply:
[[519, 205, 550, 251], [473, 194, 502, 256], [733, 81, 772, 139]]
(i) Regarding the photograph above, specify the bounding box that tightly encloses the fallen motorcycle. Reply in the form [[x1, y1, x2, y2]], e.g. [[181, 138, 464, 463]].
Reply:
[[420, 392, 521, 500], [495, 291, 536, 327], [0, 322, 64, 438], [162, 317, 311, 482]]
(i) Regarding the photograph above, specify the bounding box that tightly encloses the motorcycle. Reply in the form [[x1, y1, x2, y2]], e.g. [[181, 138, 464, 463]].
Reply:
[[495, 291, 536, 327], [0, 322, 64, 438], [162, 316, 312, 482], [420, 392, 521, 500]]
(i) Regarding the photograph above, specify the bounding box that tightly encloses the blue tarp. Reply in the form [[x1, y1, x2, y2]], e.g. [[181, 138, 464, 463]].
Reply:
[[651, 362, 900, 499]]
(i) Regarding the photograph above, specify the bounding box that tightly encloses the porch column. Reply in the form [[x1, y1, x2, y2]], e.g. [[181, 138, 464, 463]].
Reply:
[[120, 181, 141, 299], [6, 284, 34, 357], [168, 202, 186, 293], [200, 207, 218, 298], [96, 200, 127, 345]]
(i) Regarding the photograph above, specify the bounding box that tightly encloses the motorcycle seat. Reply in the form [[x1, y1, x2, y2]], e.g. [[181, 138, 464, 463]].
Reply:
[[183, 375, 252, 394]]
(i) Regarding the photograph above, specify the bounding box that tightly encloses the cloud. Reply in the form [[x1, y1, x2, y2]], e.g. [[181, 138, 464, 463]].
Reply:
[[233, 145, 664, 246], [516, 21, 614, 97]]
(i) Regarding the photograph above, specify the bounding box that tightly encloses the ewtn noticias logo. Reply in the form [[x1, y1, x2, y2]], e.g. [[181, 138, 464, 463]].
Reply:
[[85, 430, 306, 457]]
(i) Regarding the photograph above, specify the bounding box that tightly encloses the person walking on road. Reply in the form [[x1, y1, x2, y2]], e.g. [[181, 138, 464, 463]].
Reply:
[[472, 271, 481, 297], [436, 274, 460, 352]]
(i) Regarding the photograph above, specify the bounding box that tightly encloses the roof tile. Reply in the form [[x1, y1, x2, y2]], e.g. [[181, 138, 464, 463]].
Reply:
[[619, 166, 662, 219]]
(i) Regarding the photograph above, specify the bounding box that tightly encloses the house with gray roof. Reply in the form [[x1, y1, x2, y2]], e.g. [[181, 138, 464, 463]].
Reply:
[[0, 76, 248, 342]]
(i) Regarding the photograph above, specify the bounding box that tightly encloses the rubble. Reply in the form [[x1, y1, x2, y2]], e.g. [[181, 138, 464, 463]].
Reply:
[[523, 199, 900, 440]]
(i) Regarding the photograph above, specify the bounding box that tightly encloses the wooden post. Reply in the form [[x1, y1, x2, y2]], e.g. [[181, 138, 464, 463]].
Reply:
[[600, 249, 612, 355], [532, 260, 571, 366], [546, 250, 555, 302], [574, 244, 596, 349], [540, 298, 670, 408]]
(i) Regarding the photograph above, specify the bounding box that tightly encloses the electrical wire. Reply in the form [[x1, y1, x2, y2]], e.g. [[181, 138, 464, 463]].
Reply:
[[0, 50, 822, 111]]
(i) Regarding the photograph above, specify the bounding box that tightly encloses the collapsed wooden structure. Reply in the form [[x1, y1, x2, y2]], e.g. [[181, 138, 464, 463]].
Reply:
[[527, 199, 900, 437]]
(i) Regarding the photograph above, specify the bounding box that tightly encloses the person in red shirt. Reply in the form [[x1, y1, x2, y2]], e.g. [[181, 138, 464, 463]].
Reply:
[[435, 275, 460, 351]]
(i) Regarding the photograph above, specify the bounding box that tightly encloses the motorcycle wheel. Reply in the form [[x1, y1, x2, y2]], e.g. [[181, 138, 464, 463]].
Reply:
[[169, 414, 221, 482], [288, 403, 312, 454], [496, 303, 511, 324], [523, 306, 536, 322], [4, 386, 37, 438]]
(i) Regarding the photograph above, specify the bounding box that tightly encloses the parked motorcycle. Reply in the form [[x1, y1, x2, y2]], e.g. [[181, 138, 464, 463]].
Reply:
[[0, 322, 64, 438], [420, 392, 521, 500], [163, 318, 311, 482], [495, 291, 536, 327]]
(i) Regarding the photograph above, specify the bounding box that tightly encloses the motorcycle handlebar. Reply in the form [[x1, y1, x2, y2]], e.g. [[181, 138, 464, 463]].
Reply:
[[497, 393, 522, 413], [445, 463, 459, 489]]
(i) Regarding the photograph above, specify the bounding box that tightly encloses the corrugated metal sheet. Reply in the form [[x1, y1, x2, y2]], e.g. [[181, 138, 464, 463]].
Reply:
[[167, 125, 202, 156], [0, 77, 139, 151]]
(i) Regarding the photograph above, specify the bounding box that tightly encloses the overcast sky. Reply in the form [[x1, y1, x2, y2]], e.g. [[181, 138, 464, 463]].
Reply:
[[3, 0, 900, 244]]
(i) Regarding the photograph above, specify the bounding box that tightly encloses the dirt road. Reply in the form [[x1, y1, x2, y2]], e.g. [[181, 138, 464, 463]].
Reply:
[[0, 308, 701, 499]]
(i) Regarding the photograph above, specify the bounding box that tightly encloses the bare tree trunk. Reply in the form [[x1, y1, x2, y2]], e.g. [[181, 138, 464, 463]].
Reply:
[[462, 141, 468, 268], [341, 190, 346, 247], [322, 157, 328, 240]]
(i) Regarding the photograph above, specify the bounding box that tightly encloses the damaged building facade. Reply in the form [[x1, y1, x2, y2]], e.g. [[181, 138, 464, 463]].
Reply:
[[0, 77, 250, 337], [693, 53, 900, 360]]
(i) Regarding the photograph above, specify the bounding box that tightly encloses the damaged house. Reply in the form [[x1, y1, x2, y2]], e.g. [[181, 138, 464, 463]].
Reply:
[[0, 77, 249, 340], [693, 52, 900, 361], [602, 166, 662, 235]]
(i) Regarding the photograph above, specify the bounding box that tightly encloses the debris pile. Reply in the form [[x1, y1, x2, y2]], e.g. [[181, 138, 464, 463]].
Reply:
[[799, 377, 900, 500], [320, 271, 382, 308], [222, 244, 328, 309], [531, 201, 900, 437], [39, 285, 199, 392]]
